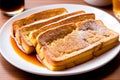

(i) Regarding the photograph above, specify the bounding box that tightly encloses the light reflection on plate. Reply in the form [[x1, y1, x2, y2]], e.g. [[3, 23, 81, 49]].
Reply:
[[0, 4, 120, 76]]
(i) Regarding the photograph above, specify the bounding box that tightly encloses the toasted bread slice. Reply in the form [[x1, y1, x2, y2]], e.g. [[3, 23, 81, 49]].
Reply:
[[12, 8, 68, 37], [19, 12, 95, 54], [36, 19, 119, 71]]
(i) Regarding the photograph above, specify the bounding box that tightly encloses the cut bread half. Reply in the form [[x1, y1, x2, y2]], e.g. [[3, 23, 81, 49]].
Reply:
[[36, 19, 119, 71]]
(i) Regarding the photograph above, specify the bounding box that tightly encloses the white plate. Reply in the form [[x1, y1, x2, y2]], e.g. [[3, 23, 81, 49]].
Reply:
[[0, 4, 120, 76]]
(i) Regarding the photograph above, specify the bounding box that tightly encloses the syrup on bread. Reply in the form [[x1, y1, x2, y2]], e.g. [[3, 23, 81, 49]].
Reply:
[[36, 19, 119, 71]]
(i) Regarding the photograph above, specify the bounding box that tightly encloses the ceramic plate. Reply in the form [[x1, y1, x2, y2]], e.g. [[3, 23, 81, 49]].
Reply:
[[0, 4, 120, 76]]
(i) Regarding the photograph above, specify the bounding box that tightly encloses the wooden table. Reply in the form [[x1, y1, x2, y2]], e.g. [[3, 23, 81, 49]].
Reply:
[[0, 0, 120, 80]]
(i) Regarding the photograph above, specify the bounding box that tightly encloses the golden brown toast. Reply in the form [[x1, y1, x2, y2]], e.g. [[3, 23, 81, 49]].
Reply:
[[18, 12, 95, 54], [36, 19, 119, 71], [12, 8, 68, 37]]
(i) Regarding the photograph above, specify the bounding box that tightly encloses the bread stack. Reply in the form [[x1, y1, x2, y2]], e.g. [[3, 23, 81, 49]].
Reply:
[[11, 8, 119, 71]]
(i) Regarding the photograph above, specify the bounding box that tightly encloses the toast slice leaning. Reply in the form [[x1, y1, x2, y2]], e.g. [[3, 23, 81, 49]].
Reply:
[[12, 8, 68, 37], [18, 11, 94, 54], [36, 19, 119, 71]]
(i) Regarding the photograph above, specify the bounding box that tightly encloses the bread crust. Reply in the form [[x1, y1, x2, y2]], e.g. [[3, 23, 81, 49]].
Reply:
[[36, 19, 119, 71]]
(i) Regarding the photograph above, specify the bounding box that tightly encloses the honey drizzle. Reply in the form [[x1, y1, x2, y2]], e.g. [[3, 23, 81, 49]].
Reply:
[[10, 36, 44, 67]]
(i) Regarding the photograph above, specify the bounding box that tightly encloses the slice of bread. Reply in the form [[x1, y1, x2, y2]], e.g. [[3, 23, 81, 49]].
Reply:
[[18, 12, 95, 54], [12, 8, 68, 37], [36, 19, 119, 71]]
